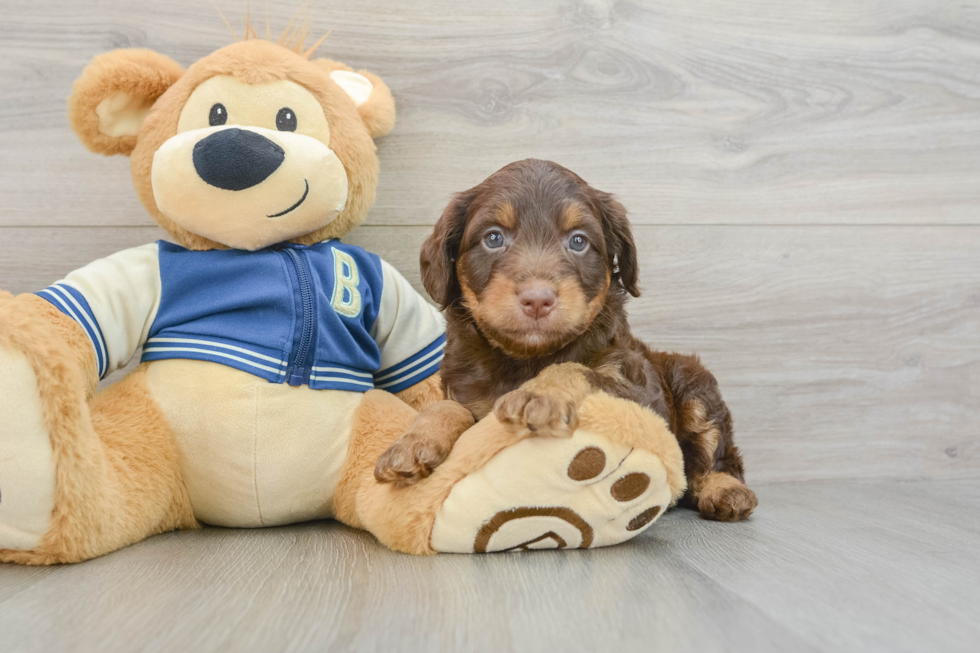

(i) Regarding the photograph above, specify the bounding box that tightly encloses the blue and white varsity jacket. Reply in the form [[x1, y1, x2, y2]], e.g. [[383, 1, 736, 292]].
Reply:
[[37, 240, 446, 394]]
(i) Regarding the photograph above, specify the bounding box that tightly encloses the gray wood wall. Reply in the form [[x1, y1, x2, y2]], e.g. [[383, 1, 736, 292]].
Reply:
[[1, 0, 978, 484]]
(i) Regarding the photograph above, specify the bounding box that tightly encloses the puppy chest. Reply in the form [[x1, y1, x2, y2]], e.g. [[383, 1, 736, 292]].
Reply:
[[145, 360, 362, 528]]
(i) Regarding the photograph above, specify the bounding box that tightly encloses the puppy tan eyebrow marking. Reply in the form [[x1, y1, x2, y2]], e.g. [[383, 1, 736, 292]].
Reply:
[[495, 201, 517, 230], [560, 202, 587, 232]]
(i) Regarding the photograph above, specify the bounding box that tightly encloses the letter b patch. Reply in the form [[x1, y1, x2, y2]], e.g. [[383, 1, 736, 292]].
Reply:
[[331, 250, 362, 318]]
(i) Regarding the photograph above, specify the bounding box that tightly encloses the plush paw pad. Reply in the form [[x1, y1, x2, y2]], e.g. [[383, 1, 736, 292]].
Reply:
[[430, 429, 672, 553], [493, 389, 578, 438]]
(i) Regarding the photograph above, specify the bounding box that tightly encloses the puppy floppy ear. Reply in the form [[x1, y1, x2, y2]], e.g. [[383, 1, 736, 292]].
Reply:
[[68, 49, 183, 156], [420, 190, 477, 308], [313, 59, 396, 139], [594, 190, 640, 297]]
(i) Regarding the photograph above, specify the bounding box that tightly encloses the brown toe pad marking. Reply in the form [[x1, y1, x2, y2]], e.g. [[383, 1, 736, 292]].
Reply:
[[626, 506, 661, 531], [611, 472, 650, 502], [567, 447, 606, 481]]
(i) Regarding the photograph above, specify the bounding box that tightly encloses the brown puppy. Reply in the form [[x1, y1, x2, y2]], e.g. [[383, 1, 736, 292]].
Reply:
[[376, 159, 757, 521]]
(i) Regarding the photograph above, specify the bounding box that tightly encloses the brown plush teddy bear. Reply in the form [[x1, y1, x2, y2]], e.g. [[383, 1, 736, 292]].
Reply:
[[0, 35, 685, 564]]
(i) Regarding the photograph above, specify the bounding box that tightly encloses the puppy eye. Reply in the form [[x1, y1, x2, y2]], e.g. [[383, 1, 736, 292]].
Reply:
[[484, 230, 505, 250], [568, 233, 589, 252], [209, 103, 228, 126], [276, 107, 297, 132]]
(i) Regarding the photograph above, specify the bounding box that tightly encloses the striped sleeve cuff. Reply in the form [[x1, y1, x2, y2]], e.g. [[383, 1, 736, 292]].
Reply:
[[36, 283, 109, 379], [374, 334, 445, 394]]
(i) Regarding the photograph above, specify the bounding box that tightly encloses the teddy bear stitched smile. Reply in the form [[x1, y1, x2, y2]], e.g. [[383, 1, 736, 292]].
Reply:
[[267, 179, 310, 217]]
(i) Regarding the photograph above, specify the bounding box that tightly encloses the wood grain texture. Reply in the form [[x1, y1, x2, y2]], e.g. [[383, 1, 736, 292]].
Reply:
[[0, 0, 979, 227], [2, 224, 977, 483], [0, 480, 977, 653]]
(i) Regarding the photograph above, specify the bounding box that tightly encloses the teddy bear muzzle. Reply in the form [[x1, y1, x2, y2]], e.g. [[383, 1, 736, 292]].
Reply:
[[150, 125, 349, 251]]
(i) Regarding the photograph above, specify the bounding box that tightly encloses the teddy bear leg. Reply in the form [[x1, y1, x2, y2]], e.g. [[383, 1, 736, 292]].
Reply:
[[332, 390, 532, 555], [333, 390, 418, 532], [340, 365, 689, 555], [0, 363, 198, 565], [0, 345, 57, 553], [353, 362, 600, 553], [336, 366, 688, 556], [0, 295, 196, 564]]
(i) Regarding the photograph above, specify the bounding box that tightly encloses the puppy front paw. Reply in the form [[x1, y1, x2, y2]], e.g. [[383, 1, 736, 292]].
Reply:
[[696, 473, 758, 522], [374, 434, 450, 487], [493, 389, 578, 438]]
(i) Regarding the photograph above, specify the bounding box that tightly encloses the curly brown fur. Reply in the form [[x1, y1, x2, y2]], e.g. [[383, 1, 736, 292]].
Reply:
[[414, 159, 757, 521]]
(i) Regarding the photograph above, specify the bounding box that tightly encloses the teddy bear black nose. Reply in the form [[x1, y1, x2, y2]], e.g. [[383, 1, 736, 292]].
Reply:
[[193, 128, 285, 191]]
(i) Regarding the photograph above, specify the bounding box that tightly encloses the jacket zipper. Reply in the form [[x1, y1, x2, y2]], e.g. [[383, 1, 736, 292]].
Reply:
[[282, 247, 314, 386]]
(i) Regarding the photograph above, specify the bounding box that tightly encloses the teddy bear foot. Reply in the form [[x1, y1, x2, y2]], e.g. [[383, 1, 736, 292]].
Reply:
[[429, 392, 686, 553], [0, 346, 56, 551], [431, 434, 672, 552]]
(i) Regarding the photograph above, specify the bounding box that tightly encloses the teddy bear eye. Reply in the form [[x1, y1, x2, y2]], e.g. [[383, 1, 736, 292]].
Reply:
[[209, 103, 228, 126], [276, 108, 297, 132]]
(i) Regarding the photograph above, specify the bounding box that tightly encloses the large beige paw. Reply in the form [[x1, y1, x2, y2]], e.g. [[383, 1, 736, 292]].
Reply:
[[0, 347, 56, 551], [430, 429, 672, 553]]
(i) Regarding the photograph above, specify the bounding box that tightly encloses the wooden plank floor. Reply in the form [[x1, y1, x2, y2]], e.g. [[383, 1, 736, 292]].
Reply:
[[0, 480, 977, 653]]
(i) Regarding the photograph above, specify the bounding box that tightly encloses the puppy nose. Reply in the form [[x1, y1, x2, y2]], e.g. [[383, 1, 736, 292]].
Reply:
[[519, 284, 557, 319], [193, 128, 285, 191]]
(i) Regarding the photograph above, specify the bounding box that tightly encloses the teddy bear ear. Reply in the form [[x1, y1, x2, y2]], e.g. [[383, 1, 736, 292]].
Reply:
[[68, 49, 184, 157], [313, 59, 396, 139]]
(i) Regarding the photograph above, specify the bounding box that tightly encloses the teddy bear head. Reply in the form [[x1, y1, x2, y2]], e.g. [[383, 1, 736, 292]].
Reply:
[[67, 38, 395, 251]]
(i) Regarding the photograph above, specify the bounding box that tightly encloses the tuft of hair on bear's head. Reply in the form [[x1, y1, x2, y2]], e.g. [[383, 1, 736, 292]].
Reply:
[[214, 2, 331, 59]]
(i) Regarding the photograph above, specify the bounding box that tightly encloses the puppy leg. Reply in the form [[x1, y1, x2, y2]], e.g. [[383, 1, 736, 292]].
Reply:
[[679, 397, 758, 522], [662, 353, 758, 522], [375, 401, 475, 486], [493, 363, 595, 438]]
